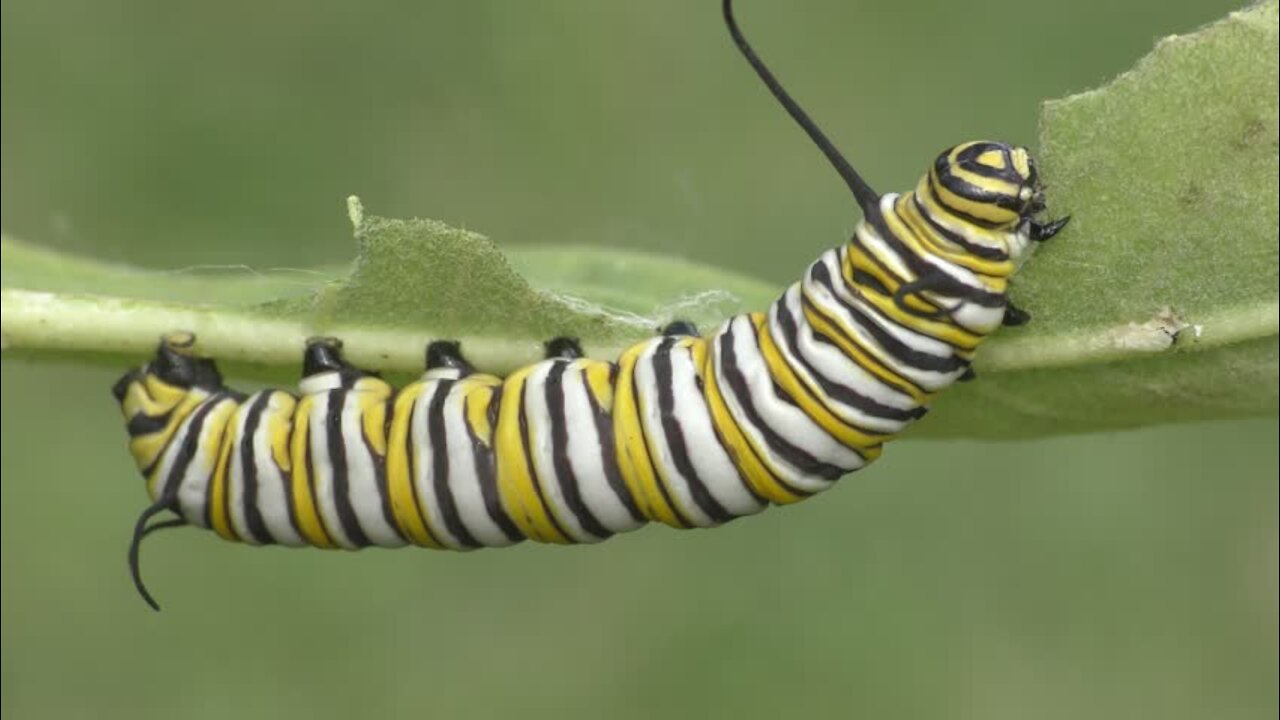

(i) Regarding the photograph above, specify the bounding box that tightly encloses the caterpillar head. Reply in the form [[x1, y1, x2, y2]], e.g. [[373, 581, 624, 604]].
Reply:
[[925, 141, 1045, 229]]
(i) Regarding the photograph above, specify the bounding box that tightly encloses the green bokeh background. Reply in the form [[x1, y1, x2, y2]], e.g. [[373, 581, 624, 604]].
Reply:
[[2, 1, 1275, 718]]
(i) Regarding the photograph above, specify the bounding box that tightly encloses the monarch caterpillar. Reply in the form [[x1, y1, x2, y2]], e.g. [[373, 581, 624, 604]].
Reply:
[[112, 0, 1069, 610]]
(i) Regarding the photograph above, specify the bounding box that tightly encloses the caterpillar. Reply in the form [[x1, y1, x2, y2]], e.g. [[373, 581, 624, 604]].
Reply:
[[111, 0, 1068, 610]]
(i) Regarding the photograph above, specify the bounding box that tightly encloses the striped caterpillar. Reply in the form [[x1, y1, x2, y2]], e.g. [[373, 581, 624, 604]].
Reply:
[[112, 0, 1068, 609]]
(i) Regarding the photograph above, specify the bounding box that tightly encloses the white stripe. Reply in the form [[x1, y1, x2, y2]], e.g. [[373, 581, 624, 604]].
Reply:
[[716, 317, 861, 494], [769, 290, 911, 435], [307, 392, 354, 549], [175, 398, 236, 528], [250, 392, 306, 546], [784, 286, 919, 418], [410, 381, 467, 550], [226, 398, 256, 543], [524, 361, 599, 542], [561, 361, 644, 534], [441, 382, 518, 547], [634, 339, 715, 527], [146, 388, 210, 503], [299, 370, 343, 395], [665, 340, 765, 518], [805, 253, 963, 391], [828, 248, 956, 358], [340, 381, 405, 548]]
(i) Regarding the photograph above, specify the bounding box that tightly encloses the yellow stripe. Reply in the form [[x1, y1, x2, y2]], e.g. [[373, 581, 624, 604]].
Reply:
[[1011, 147, 1031, 177], [840, 251, 982, 354], [288, 395, 336, 548], [462, 375, 501, 442], [845, 241, 937, 316], [354, 377, 392, 456], [612, 343, 683, 526], [975, 149, 1005, 169], [693, 327, 804, 505], [639, 340, 698, 528], [208, 401, 240, 541], [930, 165, 1019, 226], [913, 179, 1005, 246], [265, 392, 296, 476], [494, 368, 571, 544], [753, 314, 886, 456], [385, 382, 441, 548], [582, 362, 614, 410], [801, 295, 930, 405], [133, 393, 208, 494], [123, 375, 187, 417], [897, 193, 1014, 279], [952, 165, 1019, 197]]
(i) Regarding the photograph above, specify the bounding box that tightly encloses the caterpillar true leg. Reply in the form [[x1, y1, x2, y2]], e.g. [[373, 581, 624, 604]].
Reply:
[[1030, 216, 1071, 242], [1002, 303, 1032, 327]]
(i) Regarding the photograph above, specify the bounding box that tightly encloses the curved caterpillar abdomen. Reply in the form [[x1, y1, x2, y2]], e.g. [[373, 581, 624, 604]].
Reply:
[[111, 0, 1069, 609]]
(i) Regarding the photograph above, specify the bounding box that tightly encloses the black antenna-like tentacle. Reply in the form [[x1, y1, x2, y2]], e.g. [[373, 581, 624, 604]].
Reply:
[[142, 517, 189, 538], [723, 0, 881, 217], [129, 498, 179, 612]]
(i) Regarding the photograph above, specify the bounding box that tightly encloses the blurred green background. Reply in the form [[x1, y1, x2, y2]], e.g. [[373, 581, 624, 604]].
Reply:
[[2, 1, 1275, 718]]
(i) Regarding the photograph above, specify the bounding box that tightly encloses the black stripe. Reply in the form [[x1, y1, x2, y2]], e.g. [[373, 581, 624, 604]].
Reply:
[[718, 323, 839, 485], [428, 380, 481, 549], [810, 262, 964, 374], [581, 371, 646, 523], [215, 403, 239, 539], [800, 291, 927, 399], [236, 393, 275, 544], [652, 340, 735, 524], [928, 171, 1014, 228], [544, 362, 613, 539], [861, 206, 1005, 308], [749, 321, 869, 465], [628, 348, 695, 527], [469, 390, 523, 543], [403, 393, 443, 547], [300, 406, 335, 546], [367, 392, 406, 543], [909, 194, 1008, 262], [840, 245, 980, 352], [127, 411, 172, 437], [279, 395, 308, 541], [842, 244, 953, 324], [952, 143, 1026, 185], [201, 401, 235, 531], [517, 374, 573, 541], [325, 390, 371, 547], [934, 152, 1025, 212], [687, 349, 769, 508], [773, 294, 925, 423], [157, 397, 222, 521]]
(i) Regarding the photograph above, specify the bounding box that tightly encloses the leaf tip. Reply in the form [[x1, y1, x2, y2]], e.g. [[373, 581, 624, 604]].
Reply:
[[347, 196, 365, 234]]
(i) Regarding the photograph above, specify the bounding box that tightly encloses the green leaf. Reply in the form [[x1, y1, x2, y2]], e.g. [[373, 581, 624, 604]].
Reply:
[[0, 197, 778, 387], [1, 3, 1276, 437]]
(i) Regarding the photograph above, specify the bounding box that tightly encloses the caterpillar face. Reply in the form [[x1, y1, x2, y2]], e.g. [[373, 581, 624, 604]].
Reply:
[[926, 141, 1045, 230]]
